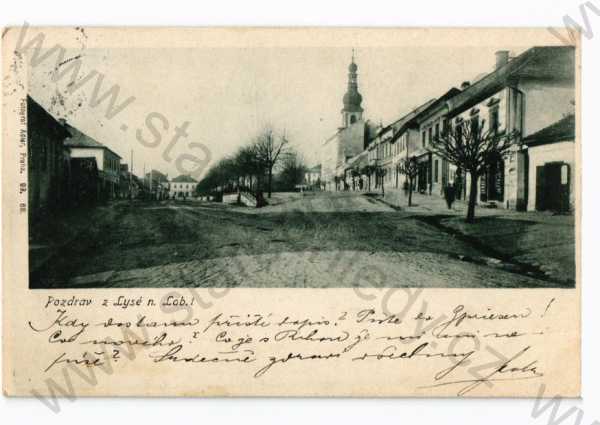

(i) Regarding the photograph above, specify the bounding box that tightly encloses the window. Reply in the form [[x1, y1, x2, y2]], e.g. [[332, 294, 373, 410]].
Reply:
[[422, 131, 426, 148], [470, 116, 479, 134], [350, 115, 356, 124], [428, 128, 433, 147], [435, 123, 440, 140], [561, 164, 569, 185], [489, 107, 500, 133]]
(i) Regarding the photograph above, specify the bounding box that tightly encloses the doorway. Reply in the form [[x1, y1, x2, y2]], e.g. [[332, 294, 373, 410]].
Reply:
[[480, 155, 504, 202], [536, 162, 570, 212]]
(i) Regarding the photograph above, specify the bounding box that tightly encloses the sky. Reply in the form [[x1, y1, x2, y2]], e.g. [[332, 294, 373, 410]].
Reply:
[[28, 45, 530, 179]]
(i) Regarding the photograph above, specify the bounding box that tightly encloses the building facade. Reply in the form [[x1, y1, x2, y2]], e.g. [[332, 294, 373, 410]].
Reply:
[[318, 46, 576, 213], [63, 122, 122, 201], [169, 174, 198, 199], [411, 88, 462, 196], [446, 47, 575, 210], [304, 164, 322, 189], [523, 114, 575, 212], [26, 96, 71, 224]]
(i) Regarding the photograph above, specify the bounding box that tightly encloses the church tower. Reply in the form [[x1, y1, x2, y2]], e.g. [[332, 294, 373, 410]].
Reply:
[[341, 50, 364, 128]]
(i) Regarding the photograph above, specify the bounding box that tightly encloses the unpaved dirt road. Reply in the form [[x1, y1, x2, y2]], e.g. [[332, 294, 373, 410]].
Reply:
[[31, 192, 563, 288]]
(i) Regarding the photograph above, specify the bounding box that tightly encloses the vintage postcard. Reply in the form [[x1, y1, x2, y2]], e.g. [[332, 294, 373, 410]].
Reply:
[[2, 27, 580, 399]]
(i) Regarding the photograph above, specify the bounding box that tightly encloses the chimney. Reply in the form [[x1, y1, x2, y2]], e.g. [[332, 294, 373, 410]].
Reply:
[[460, 81, 471, 90], [495, 50, 510, 70]]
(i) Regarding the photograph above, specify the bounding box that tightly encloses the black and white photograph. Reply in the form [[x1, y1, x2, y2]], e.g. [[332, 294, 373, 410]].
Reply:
[[3, 0, 600, 421], [0, 8, 593, 418], [26, 42, 576, 289]]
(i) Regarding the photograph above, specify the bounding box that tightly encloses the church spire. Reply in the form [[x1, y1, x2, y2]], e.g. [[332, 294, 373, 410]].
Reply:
[[342, 49, 363, 127]]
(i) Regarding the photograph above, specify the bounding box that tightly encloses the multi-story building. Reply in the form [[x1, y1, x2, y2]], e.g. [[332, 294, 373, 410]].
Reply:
[[383, 98, 440, 192], [321, 46, 576, 213], [169, 174, 198, 199], [26, 96, 71, 224], [446, 47, 575, 211], [63, 122, 122, 200], [409, 88, 462, 196]]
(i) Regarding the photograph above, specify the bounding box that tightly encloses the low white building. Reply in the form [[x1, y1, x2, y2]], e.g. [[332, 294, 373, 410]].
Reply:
[[523, 114, 575, 212], [303, 164, 322, 189], [169, 174, 197, 199]]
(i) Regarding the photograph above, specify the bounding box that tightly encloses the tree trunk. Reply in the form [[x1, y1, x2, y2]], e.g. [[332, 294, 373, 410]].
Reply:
[[256, 175, 261, 208], [466, 172, 479, 223], [408, 177, 413, 206], [381, 178, 385, 196], [268, 168, 273, 198]]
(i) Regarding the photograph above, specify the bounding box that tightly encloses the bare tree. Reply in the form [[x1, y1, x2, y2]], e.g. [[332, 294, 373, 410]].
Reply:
[[253, 126, 289, 198], [361, 164, 375, 192], [397, 156, 419, 207], [429, 119, 519, 223], [374, 162, 387, 196]]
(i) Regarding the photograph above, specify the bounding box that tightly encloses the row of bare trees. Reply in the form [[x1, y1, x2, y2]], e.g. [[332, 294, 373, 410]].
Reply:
[[196, 126, 306, 206], [400, 118, 518, 222], [344, 119, 518, 223]]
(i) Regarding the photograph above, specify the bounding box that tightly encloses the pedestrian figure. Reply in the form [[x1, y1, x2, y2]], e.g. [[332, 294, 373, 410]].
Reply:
[[444, 182, 456, 210]]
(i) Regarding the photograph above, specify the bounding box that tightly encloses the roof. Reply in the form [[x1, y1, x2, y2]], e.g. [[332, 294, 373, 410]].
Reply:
[[523, 114, 575, 147], [446, 46, 575, 116], [146, 170, 169, 182], [412, 88, 462, 124], [63, 122, 122, 159], [171, 174, 198, 183], [345, 150, 369, 170], [388, 98, 438, 144], [27, 95, 71, 141], [120, 171, 143, 186]]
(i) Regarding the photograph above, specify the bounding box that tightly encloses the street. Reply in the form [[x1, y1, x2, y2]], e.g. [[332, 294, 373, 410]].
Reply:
[[30, 191, 575, 289]]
